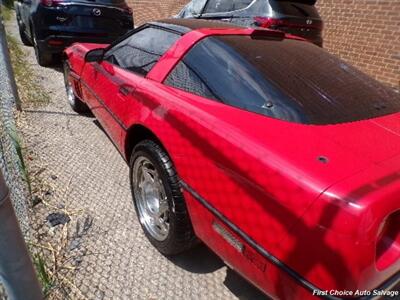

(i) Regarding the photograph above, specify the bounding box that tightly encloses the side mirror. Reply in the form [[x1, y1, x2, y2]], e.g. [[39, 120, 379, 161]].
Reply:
[[85, 48, 104, 63]]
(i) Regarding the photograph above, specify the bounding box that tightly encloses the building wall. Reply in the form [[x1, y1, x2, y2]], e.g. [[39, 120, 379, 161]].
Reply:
[[317, 0, 399, 89], [128, 0, 187, 26], [128, 0, 400, 89]]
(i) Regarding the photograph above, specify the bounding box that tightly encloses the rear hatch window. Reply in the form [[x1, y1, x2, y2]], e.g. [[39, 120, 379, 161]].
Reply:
[[269, 0, 319, 18], [167, 35, 400, 125], [204, 0, 254, 13]]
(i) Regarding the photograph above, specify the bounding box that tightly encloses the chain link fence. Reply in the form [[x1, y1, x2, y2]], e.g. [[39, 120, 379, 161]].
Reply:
[[0, 8, 32, 300], [0, 2, 30, 236]]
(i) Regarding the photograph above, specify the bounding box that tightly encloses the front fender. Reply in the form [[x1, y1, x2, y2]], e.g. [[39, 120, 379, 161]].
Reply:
[[65, 43, 108, 76]]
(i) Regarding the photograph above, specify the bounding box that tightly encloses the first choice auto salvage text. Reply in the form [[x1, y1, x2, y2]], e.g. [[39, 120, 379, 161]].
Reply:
[[312, 289, 399, 297]]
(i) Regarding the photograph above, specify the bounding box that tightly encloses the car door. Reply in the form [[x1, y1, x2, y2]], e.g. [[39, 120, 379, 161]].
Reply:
[[81, 26, 181, 150]]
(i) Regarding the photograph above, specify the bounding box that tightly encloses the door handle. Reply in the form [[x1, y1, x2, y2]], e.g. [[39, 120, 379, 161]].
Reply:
[[119, 84, 135, 96]]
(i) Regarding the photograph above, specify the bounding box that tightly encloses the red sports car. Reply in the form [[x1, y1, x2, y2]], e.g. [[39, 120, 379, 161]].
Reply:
[[63, 19, 400, 299]]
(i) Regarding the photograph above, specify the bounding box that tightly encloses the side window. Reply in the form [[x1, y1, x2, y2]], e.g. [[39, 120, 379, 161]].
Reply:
[[165, 61, 217, 100], [164, 37, 305, 123], [105, 27, 180, 76], [204, 0, 253, 13]]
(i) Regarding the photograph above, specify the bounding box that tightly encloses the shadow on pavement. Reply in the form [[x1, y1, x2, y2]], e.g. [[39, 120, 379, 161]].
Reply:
[[169, 244, 269, 299], [168, 244, 224, 274], [224, 268, 270, 300], [49, 54, 63, 72], [50, 66, 63, 73]]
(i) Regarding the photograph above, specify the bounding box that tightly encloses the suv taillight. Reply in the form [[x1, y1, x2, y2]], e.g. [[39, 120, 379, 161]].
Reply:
[[253, 17, 322, 30], [40, 0, 64, 7], [254, 17, 285, 28]]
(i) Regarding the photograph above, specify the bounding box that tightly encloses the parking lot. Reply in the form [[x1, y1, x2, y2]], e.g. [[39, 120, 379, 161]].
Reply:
[[4, 13, 267, 300]]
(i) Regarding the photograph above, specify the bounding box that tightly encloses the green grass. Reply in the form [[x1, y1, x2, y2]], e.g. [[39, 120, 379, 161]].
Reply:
[[2, 0, 14, 8], [33, 253, 55, 296], [4, 15, 60, 298], [8, 127, 32, 195], [1, 3, 13, 22], [6, 33, 50, 197], [6, 34, 50, 107]]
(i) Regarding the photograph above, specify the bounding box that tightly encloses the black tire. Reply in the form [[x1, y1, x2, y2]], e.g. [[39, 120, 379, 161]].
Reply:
[[130, 140, 197, 256], [16, 17, 32, 46], [31, 29, 53, 67], [63, 61, 89, 113], [34, 46, 53, 67]]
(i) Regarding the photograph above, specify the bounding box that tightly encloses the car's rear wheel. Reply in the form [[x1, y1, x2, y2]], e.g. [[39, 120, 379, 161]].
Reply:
[[130, 140, 197, 255], [16, 16, 32, 46], [32, 31, 53, 67], [63, 61, 89, 113]]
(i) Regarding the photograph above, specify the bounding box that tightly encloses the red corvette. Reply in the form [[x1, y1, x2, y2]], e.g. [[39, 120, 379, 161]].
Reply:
[[63, 19, 400, 299]]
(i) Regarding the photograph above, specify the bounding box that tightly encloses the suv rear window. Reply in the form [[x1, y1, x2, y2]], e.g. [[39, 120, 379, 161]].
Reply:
[[204, 0, 253, 13], [269, 0, 319, 18], [74, 0, 127, 5], [165, 35, 400, 125]]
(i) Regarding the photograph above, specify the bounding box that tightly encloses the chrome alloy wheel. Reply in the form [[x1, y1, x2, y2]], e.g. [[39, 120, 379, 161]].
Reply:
[[65, 74, 75, 107], [133, 156, 170, 241]]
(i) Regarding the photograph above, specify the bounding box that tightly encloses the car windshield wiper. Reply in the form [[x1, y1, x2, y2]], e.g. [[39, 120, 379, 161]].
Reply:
[[199, 0, 210, 18]]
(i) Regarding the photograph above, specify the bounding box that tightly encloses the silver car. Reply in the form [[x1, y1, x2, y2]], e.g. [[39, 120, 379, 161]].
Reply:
[[176, 0, 323, 46]]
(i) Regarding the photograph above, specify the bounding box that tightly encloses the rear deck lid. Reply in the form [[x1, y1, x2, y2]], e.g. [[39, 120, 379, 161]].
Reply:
[[43, 0, 132, 35]]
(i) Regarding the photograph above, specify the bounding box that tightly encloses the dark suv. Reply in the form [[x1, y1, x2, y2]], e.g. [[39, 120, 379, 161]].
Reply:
[[176, 0, 323, 46], [15, 0, 134, 66]]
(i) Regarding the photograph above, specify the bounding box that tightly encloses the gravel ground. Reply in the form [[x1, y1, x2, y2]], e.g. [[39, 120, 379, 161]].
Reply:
[[5, 12, 267, 300]]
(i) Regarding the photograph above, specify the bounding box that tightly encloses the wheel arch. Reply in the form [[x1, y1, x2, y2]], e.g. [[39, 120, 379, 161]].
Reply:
[[124, 124, 167, 162]]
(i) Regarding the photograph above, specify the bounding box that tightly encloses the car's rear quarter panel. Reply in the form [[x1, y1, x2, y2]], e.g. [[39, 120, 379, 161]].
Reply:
[[121, 80, 322, 299], [130, 79, 400, 297], [293, 156, 400, 292], [119, 78, 375, 298]]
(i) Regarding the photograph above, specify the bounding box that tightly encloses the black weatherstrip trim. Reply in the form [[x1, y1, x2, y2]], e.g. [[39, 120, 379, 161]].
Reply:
[[180, 180, 400, 300], [79, 79, 128, 131]]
